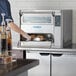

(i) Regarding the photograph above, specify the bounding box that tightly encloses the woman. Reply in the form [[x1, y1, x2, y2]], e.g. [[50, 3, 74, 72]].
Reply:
[[0, 0, 31, 40]]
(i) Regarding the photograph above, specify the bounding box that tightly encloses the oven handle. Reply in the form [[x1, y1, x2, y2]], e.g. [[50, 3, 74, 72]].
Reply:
[[40, 53, 49, 56], [40, 53, 63, 57]]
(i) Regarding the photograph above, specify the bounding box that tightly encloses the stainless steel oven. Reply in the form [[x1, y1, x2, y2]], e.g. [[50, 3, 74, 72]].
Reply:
[[19, 10, 72, 48], [18, 10, 73, 76]]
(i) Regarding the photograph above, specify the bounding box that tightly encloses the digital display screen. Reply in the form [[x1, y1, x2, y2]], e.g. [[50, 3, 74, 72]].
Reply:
[[55, 16, 61, 26]]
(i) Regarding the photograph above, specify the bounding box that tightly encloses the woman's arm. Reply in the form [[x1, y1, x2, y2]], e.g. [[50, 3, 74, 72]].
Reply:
[[8, 22, 31, 40]]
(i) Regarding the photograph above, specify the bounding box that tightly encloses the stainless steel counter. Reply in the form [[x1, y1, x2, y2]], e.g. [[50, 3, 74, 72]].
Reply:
[[12, 44, 76, 76], [12, 44, 76, 55]]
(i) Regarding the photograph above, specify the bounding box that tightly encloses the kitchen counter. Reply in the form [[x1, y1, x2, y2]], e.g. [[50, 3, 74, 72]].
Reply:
[[12, 44, 76, 55], [12, 44, 76, 76], [0, 59, 39, 76]]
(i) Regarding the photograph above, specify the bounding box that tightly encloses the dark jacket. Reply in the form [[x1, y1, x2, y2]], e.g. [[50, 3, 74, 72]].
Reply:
[[0, 0, 13, 25]]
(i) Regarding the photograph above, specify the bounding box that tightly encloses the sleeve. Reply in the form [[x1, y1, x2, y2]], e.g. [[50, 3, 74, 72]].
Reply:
[[0, 0, 13, 24]]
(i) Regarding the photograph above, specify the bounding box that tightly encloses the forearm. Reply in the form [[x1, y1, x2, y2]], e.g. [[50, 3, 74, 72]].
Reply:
[[9, 22, 28, 37]]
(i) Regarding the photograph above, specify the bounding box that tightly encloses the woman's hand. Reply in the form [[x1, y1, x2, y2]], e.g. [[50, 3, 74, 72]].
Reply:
[[22, 33, 31, 41]]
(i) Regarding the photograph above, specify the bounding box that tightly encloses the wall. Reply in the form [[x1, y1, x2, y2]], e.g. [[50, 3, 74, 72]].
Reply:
[[8, 0, 76, 46]]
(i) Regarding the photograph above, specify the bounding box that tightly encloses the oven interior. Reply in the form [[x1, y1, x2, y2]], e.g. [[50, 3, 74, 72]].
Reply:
[[20, 33, 54, 43]]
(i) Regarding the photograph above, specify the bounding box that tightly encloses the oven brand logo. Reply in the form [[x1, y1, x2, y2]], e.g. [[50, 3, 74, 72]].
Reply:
[[33, 26, 42, 28]]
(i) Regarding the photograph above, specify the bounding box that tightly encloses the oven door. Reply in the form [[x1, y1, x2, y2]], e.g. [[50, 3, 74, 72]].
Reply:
[[20, 10, 55, 34]]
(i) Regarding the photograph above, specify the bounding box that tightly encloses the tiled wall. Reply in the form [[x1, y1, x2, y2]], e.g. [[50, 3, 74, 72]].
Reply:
[[9, 0, 76, 46]]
